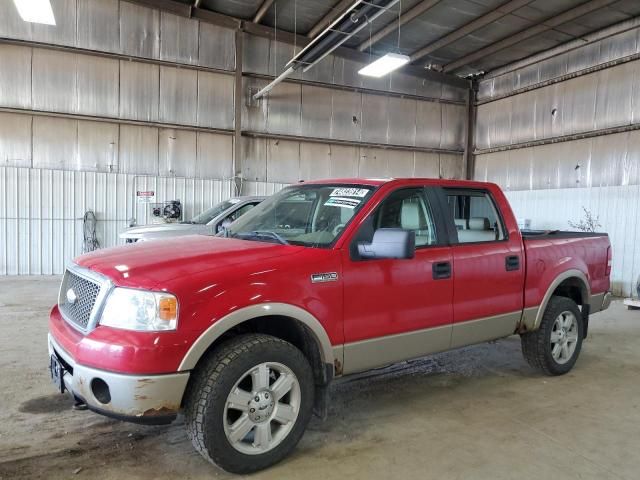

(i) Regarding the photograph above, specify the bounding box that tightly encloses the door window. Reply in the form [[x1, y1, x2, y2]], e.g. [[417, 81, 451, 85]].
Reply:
[[354, 188, 437, 252], [445, 190, 505, 243]]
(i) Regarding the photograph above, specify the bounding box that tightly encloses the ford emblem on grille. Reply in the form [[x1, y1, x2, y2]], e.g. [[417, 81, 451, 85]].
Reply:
[[66, 288, 78, 305]]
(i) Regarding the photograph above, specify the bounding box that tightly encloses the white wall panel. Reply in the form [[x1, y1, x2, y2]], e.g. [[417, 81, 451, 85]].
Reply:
[[0, 113, 32, 168], [77, 0, 119, 52], [330, 89, 362, 142], [160, 12, 199, 65], [119, 1, 160, 59], [77, 120, 119, 172], [416, 101, 442, 149], [196, 133, 233, 180], [118, 125, 158, 175], [76, 54, 119, 117], [301, 86, 332, 139], [159, 67, 198, 125], [120, 61, 159, 122], [266, 83, 302, 136], [361, 94, 388, 144], [158, 129, 197, 178], [32, 49, 77, 113], [0, 45, 32, 109], [266, 139, 299, 183], [32, 117, 77, 170], [199, 22, 235, 71], [197, 71, 235, 129], [388, 97, 417, 147], [506, 185, 640, 297]]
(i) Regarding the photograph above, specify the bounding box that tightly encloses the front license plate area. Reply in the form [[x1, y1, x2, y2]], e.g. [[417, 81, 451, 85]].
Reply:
[[50, 355, 65, 394]]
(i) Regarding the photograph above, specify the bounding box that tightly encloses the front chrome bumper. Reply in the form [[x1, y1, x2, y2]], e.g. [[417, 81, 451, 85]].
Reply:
[[48, 334, 189, 424]]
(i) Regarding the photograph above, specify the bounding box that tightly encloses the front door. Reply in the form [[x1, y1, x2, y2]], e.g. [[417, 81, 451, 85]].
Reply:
[[341, 187, 454, 374]]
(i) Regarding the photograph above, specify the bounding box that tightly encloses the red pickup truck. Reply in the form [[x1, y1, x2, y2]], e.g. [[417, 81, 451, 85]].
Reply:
[[48, 178, 612, 473]]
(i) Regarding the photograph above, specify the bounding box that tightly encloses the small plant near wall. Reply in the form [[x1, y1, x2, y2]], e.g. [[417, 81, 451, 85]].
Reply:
[[568, 207, 602, 232]]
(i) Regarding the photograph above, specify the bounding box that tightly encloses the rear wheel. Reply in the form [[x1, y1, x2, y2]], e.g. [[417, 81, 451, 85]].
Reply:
[[521, 296, 584, 375], [184, 334, 314, 474]]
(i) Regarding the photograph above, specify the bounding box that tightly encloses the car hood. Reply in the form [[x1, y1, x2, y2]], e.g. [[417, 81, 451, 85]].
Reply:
[[120, 223, 206, 238], [76, 236, 302, 288]]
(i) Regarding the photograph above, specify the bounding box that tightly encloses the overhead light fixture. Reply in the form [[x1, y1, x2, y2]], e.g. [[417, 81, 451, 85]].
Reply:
[[358, 53, 410, 78], [12, 0, 56, 25]]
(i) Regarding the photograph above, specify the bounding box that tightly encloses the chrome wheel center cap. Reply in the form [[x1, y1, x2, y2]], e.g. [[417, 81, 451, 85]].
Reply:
[[248, 390, 275, 423]]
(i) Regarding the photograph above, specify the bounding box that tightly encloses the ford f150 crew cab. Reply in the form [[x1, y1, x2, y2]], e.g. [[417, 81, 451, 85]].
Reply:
[[48, 178, 612, 473]]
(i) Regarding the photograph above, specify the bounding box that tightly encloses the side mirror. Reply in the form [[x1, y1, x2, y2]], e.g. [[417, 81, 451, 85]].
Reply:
[[357, 228, 415, 260]]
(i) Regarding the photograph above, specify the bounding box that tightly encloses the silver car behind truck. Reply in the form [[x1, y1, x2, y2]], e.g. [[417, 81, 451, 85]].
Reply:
[[120, 196, 265, 243]]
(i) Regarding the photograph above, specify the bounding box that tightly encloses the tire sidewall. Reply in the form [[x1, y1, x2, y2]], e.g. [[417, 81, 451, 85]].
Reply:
[[202, 338, 314, 473], [543, 298, 584, 375]]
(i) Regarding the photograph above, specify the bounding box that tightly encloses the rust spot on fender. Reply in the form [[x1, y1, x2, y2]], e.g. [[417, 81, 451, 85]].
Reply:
[[139, 405, 179, 417], [334, 357, 343, 376]]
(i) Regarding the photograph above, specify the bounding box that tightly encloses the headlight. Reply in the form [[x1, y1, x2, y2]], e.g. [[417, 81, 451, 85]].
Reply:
[[100, 288, 178, 331]]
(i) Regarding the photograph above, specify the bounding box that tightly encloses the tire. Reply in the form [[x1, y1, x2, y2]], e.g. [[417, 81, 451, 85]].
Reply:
[[184, 334, 314, 474], [521, 296, 584, 376]]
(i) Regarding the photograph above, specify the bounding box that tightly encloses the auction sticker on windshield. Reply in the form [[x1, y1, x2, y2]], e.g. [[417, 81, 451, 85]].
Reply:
[[330, 188, 369, 198], [324, 197, 361, 209]]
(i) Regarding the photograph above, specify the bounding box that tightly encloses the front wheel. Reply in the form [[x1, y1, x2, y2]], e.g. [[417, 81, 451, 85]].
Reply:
[[521, 296, 584, 375], [184, 334, 315, 474]]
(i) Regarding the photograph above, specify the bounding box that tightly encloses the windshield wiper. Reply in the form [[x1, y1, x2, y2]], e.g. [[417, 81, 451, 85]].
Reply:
[[232, 231, 289, 245]]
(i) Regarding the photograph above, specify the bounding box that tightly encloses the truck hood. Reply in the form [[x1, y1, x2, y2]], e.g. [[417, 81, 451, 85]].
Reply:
[[76, 236, 302, 288], [120, 223, 206, 238]]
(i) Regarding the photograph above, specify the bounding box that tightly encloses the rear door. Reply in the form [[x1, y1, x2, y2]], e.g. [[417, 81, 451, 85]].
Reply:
[[341, 187, 454, 374], [439, 188, 525, 348]]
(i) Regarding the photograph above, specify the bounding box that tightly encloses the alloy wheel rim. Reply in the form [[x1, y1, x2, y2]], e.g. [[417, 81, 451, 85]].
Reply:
[[223, 362, 301, 455], [550, 311, 579, 365]]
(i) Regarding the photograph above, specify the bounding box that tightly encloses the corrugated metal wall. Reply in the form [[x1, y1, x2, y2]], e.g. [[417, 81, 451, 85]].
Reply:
[[0, 166, 233, 274], [0, 0, 467, 275], [475, 21, 640, 297]]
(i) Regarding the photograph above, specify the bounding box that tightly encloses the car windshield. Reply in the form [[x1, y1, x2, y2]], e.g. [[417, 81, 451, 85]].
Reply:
[[226, 185, 375, 247], [188, 200, 240, 224]]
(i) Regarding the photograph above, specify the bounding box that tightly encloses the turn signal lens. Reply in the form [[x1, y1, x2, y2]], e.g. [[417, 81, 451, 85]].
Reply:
[[158, 296, 177, 321]]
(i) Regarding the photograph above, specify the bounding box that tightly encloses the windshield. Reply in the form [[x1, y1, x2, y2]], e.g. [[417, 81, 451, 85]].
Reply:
[[226, 185, 374, 247], [188, 199, 240, 224]]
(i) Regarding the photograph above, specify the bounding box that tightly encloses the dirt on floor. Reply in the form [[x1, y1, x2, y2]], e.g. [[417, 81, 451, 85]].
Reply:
[[1, 276, 640, 480]]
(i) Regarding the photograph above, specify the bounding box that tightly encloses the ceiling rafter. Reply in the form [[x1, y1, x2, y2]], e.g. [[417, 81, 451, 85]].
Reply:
[[306, 0, 355, 39], [253, 0, 275, 24], [408, 0, 535, 64], [357, 0, 442, 52], [443, 0, 619, 73]]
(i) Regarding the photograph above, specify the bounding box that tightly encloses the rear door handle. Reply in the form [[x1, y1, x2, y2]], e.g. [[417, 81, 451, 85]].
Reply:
[[432, 261, 451, 280], [505, 255, 520, 271]]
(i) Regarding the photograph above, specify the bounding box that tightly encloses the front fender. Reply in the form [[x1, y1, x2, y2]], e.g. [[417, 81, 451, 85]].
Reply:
[[178, 302, 335, 371]]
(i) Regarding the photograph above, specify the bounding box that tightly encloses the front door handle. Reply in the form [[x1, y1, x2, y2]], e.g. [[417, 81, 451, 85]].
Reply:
[[432, 261, 451, 280], [505, 255, 520, 271]]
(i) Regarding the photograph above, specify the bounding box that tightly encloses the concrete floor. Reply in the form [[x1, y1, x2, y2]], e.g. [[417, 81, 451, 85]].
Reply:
[[1, 276, 639, 480]]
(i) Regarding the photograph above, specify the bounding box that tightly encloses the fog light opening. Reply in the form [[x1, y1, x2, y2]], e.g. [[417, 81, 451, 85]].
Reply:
[[91, 378, 111, 404]]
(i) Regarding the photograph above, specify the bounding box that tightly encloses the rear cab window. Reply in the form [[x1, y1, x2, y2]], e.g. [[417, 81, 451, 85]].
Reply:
[[444, 189, 506, 244]]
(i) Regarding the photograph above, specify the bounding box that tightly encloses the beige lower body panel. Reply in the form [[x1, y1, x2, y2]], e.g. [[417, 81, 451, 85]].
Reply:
[[341, 311, 523, 376], [450, 311, 522, 349], [342, 324, 451, 376]]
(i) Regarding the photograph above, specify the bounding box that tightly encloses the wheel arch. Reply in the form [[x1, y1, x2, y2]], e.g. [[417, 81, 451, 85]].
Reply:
[[178, 303, 335, 375], [532, 269, 590, 331]]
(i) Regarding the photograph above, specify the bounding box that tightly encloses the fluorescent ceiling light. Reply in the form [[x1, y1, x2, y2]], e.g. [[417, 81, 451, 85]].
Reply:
[[358, 53, 410, 78], [13, 0, 56, 25]]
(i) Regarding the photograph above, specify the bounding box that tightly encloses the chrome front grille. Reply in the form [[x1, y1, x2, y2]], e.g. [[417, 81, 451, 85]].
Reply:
[[58, 265, 110, 332]]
